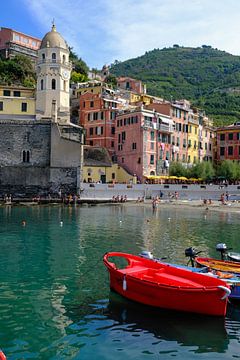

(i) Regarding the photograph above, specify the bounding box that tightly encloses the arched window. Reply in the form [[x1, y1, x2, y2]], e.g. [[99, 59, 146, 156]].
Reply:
[[52, 79, 56, 90], [62, 54, 66, 63], [23, 150, 30, 163], [42, 53, 45, 61], [40, 79, 44, 90], [52, 53, 56, 62]]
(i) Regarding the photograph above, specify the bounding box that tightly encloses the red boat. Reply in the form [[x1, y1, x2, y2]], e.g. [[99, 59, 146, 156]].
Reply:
[[103, 252, 231, 316]]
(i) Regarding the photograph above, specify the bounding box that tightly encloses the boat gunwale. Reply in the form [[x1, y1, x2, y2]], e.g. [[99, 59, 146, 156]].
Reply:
[[104, 252, 230, 290]]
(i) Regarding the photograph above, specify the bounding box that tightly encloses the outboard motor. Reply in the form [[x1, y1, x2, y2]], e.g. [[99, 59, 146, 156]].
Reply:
[[185, 247, 202, 267], [139, 251, 154, 260], [216, 243, 232, 260]]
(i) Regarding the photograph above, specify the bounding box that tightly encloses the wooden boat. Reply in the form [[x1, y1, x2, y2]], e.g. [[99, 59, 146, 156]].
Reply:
[[140, 251, 240, 300], [195, 257, 240, 275], [103, 252, 231, 316]]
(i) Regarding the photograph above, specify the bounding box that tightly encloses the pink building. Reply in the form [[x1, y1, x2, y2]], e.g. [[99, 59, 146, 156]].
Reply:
[[216, 122, 240, 162], [115, 106, 174, 182], [0, 27, 41, 60], [147, 101, 189, 162]]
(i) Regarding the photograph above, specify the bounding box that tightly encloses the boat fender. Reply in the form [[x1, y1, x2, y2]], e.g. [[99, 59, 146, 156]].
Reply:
[[218, 285, 231, 300], [123, 275, 127, 291]]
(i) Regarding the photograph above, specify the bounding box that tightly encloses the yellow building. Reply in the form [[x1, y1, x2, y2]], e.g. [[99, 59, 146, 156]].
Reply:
[[0, 85, 35, 119], [83, 146, 134, 184], [187, 111, 199, 164]]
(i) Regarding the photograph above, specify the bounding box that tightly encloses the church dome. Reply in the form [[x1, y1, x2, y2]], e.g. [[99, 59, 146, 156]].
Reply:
[[40, 24, 68, 50]]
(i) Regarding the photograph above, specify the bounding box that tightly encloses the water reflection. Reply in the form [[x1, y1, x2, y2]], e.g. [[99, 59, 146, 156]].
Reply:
[[105, 291, 229, 354]]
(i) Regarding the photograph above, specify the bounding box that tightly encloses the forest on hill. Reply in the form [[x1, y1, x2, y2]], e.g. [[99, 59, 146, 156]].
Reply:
[[111, 46, 240, 126]]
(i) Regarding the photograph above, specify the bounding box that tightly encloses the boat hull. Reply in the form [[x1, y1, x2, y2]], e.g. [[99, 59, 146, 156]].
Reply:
[[104, 252, 230, 316]]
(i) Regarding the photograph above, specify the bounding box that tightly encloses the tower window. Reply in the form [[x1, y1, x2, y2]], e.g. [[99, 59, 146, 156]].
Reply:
[[52, 79, 56, 90], [22, 150, 30, 163], [40, 79, 44, 90], [64, 80, 67, 92], [52, 53, 56, 62], [62, 54, 66, 63], [42, 53, 45, 61]]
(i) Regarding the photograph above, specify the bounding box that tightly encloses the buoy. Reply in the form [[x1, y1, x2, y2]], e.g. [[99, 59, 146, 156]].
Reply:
[[21, 220, 26, 226], [60, 221, 63, 227], [123, 276, 127, 291]]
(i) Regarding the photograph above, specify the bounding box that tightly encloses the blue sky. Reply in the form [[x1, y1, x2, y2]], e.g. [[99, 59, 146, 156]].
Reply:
[[1, 0, 240, 69]]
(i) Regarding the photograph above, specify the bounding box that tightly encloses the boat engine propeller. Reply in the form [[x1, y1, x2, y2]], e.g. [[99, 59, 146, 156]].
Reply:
[[216, 243, 232, 260], [185, 247, 202, 267]]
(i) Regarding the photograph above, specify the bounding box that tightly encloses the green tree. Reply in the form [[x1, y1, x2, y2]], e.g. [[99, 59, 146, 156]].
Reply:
[[69, 47, 89, 78], [104, 74, 117, 87], [190, 161, 215, 181], [0, 55, 36, 87], [169, 162, 186, 177], [217, 160, 240, 181], [71, 71, 87, 83]]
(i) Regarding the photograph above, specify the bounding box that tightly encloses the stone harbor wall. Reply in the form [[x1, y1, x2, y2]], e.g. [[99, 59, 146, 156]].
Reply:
[[0, 166, 78, 197]]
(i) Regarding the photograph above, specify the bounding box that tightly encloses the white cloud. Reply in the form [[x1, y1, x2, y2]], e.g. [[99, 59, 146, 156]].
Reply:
[[25, 0, 240, 68]]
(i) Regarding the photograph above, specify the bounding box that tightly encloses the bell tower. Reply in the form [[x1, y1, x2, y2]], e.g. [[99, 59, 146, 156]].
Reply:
[[36, 24, 72, 123]]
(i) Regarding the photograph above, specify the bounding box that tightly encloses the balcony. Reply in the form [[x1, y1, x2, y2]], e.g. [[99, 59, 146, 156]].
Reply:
[[188, 117, 199, 125], [142, 120, 174, 133]]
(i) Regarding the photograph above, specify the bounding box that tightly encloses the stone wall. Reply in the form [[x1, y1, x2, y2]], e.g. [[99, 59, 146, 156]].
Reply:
[[0, 120, 51, 166], [0, 166, 78, 196], [0, 120, 80, 196]]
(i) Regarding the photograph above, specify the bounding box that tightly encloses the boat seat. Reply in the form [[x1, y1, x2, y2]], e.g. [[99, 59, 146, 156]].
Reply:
[[155, 273, 204, 288], [120, 266, 148, 275]]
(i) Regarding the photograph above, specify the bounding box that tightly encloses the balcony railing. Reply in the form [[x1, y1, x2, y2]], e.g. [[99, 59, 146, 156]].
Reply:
[[188, 117, 199, 125], [142, 120, 174, 133]]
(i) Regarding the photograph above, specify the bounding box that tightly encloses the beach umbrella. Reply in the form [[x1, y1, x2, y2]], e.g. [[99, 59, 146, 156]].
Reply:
[[168, 176, 178, 179], [178, 176, 188, 181]]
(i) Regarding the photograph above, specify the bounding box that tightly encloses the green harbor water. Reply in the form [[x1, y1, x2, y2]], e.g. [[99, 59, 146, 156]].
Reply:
[[0, 204, 240, 359]]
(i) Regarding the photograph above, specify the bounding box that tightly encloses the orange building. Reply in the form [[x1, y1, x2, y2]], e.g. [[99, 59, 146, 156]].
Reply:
[[216, 122, 240, 162], [0, 27, 41, 60], [79, 91, 121, 159]]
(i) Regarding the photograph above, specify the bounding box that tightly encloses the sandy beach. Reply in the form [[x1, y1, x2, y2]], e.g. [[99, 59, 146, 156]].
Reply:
[[125, 199, 240, 213]]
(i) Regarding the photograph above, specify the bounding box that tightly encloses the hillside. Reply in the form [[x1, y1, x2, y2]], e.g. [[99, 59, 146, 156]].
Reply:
[[111, 46, 240, 126]]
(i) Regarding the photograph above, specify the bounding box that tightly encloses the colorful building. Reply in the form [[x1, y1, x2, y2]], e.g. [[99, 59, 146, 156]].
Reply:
[[0, 85, 35, 120], [187, 109, 199, 164], [216, 122, 240, 162], [147, 101, 189, 163], [0, 27, 41, 60], [117, 77, 146, 94], [115, 106, 174, 182], [79, 91, 120, 158], [83, 146, 133, 183], [200, 115, 214, 162]]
